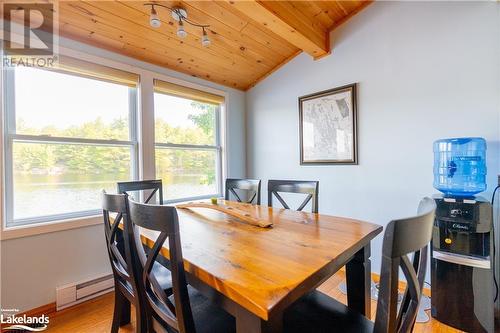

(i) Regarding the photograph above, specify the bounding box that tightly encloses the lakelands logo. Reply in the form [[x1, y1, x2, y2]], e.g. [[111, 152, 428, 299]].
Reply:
[[2, 1, 59, 68], [1, 309, 49, 331]]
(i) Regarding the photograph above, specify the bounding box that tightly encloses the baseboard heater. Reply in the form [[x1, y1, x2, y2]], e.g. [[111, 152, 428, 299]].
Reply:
[[56, 274, 114, 311]]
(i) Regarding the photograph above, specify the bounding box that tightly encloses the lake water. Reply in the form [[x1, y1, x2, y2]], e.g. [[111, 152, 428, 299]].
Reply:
[[12, 173, 216, 220]]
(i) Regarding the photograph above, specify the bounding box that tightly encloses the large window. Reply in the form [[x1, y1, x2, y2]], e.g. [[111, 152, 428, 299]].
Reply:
[[4, 62, 138, 226], [2, 56, 226, 231], [154, 80, 223, 202]]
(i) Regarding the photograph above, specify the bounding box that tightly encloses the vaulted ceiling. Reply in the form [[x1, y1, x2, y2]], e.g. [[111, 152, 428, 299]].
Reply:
[[4, 1, 372, 90]]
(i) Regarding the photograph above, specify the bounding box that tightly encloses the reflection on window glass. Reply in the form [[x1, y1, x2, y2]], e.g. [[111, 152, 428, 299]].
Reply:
[[14, 67, 131, 140], [155, 148, 217, 200], [13, 142, 132, 220], [154, 93, 216, 145]]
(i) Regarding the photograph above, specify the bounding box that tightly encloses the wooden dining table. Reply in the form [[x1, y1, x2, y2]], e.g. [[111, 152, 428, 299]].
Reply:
[[135, 200, 383, 333]]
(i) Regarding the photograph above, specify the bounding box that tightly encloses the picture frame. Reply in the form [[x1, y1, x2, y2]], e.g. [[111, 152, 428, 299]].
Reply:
[[299, 83, 358, 165]]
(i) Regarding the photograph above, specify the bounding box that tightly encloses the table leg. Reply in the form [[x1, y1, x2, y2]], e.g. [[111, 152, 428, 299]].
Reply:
[[345, 244, 371, 317], [236, 307, 283, 333]]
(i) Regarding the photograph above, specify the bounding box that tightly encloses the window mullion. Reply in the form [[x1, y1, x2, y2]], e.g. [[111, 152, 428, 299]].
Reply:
[[215, 105, 222, 196], [3, 67, 15, 226], [10, 134, 134, 147], [128, 87, 139, 180], [138, 73, 155, 181], [154, 142, 219, 150], [4, 136, 14, 226], [128, 88, 138, 143], [4, 68, 16, 134], [8, 209, 101, 227]]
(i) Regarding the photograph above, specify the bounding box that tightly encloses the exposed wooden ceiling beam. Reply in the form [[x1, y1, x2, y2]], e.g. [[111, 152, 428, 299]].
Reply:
[[225, 0, 330, 59]]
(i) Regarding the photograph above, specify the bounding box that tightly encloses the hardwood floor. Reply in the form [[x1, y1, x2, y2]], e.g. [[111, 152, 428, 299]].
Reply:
[[44, 271, 462, 332]]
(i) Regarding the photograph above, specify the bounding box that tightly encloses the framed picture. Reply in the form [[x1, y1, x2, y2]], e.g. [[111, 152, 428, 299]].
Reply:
[[299, 83, 358, 165]]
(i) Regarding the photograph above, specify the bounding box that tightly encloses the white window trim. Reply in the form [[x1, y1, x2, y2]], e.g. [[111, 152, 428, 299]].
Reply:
[[0, 44, 228, 240]]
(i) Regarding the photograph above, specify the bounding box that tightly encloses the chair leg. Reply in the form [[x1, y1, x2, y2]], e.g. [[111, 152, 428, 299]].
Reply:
[[111, 289, 131, 333], [143, 306, 157, 333], [134, 302, 148, 333]]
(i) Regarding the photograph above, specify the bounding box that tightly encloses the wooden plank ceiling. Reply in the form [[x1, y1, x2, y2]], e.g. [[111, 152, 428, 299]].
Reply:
[[4, 1, 372, 90]]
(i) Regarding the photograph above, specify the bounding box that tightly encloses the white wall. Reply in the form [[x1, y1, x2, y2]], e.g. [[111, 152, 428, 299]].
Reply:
[[246, 1, 500, 276], [0, 35, 246, 312]]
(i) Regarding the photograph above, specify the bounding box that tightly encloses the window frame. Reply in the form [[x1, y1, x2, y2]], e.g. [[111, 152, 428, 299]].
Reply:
[[153, 91, 223, 204], [0, 45, 228, 240], [2, 67, 139, 227]]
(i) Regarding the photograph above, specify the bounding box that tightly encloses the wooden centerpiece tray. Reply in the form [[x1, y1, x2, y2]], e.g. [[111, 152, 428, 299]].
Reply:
[[176, 201, 272, 228]]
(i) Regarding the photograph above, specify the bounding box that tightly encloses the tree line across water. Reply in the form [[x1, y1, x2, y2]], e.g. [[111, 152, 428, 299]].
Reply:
[[13, 102, 216, 185]]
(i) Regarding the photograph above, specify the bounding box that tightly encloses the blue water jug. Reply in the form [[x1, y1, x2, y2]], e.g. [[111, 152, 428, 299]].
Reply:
[[433, 137, 487, 197]]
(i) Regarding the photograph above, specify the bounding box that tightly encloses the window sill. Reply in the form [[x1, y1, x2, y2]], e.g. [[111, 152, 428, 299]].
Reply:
[[0, 215, 102, 241], [0, 195, 222, 241]]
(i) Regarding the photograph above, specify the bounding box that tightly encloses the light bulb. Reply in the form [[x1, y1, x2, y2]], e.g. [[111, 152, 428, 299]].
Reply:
[[201, 29, 210, 47], [149, 7, 161, 28], [177, 20, 187, 38]]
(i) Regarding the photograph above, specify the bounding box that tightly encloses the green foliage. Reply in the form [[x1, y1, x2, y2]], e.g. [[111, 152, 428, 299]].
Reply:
[[155, 101, 217, 185], [188, 102, 216, 184], [188, 102, 216, 137], [14, 104, 217, 187], [14, 118, 130, 175]]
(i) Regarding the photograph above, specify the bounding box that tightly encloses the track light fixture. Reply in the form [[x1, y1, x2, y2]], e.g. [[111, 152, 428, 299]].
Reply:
[[149, 6, 161, 28], [201, 27, 210, 47], [177, 19, 187, 38], [144, 3, 211, 47]]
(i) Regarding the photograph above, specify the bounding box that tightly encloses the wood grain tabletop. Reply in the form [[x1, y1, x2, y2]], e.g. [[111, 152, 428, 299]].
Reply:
[[136, 200, 383, 320]]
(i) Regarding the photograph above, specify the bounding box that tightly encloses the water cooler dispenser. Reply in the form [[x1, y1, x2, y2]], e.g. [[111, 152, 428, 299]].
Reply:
[[431, 137, 495, 332]]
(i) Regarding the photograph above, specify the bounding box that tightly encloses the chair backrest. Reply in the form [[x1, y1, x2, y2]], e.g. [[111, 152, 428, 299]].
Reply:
[[267, 180, 319, 213], [127, 198, 195, 333], [225, 178, 261, 205], [117, 180, 163, 205], [373, 197, 436, 333], [101, 191, 139, 296]]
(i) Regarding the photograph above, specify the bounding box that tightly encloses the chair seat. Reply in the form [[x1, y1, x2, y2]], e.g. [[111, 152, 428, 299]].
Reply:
[[283, 290, 374, 333], [161, 286, 235, 333], [189, 286, 236, 333]]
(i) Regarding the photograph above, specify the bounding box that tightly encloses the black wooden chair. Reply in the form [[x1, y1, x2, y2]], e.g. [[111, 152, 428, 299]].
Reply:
[[102, 192, 174, 333], [117, 180, 164, 205], [225, 178, 261, 205], [127, 198, 236, 333], [102, 191, 146, 333], [283, 197, 436, 333], [267, 180, 319, 213], [117, 180, 172, 285]]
